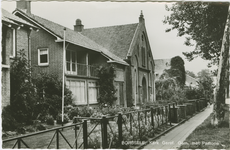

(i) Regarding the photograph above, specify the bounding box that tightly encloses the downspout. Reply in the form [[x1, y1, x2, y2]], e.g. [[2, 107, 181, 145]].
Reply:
[[62, 28, 66, 124]]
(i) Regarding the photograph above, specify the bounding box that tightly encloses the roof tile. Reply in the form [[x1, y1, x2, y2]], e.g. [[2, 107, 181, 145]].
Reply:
[[82, 23, 138, 59]]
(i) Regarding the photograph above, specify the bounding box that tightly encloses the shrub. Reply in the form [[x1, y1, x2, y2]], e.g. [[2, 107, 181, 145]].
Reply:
[[10, 49, 36, 124], [185, 87, 201, 99], [2, 106, 18, 131], [56, 113, 69, 124], [25, 125, 36, 133], [36, 124, 46, 131], [33, 73, 73, 120], [78, 106, 94, 117], [68, 107, 79, 120], [46, 115, 54, 125], [16, 127, 26, 134], [97, 65, 117, 106]]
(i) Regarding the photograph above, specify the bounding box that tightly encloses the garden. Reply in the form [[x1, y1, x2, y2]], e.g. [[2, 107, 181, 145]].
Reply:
[[2, 52, 212, 149]]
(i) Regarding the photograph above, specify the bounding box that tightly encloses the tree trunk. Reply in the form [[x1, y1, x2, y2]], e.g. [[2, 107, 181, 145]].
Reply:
[[212, 6, 230, 126]]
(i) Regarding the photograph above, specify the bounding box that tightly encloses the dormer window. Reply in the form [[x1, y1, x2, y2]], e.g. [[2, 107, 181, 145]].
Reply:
[[38, 48, 49, 66]]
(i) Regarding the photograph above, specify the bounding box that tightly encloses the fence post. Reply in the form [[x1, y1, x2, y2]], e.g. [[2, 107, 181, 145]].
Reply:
[[56, 129, 59, 149], [101, 116, 108, 149], [145, 110, 147, 125], [18, 138, 21, 149], [118, 113, 123, 147], [75, 125, 78, 149], [168, 104, 171, 125], [150, 107, 154, 128], [130, 113, 132, 135], [173, 103, 176, 123], [83, 119, 88, 149], [138, 111, 141, 140], [161, 107, 164, 125]]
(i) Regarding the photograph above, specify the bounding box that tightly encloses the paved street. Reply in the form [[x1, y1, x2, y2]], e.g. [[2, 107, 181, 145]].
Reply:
[[143, 105, 213, 149]]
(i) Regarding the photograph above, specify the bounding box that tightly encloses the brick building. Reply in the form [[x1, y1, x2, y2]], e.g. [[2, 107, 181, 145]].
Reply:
[[13, 1, 155, 107], [1, 8, 38, 108]]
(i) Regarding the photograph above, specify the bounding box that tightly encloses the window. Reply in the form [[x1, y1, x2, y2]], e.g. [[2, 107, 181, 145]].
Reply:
[[2, 26, 7, 64], [88, 81, 98, 104], [142, 47, 146, 66], [38, 48, 49, 66], [66, 50, 77, 73], [10, 28, 16, 58], [67, 80, 87, 105]]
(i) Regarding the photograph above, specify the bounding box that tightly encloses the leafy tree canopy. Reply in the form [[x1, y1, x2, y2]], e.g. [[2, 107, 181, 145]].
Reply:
[[197, 69, 215, 101], [163, 2, 229, 66], [98, 65, 117, 106], [165, 56, 186, 87]]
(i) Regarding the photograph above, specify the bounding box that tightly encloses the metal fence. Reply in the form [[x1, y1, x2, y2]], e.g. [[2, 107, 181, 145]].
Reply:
[[2, 99, 207, 149]]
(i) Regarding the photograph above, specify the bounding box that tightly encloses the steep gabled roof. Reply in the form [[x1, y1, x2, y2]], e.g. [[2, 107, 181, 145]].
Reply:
[[2, 8, 37, 28], [82, 23, 138, 60], [13, 9, 128, 65], [154, 58, 171, 74], [186, 74, 198, 86]]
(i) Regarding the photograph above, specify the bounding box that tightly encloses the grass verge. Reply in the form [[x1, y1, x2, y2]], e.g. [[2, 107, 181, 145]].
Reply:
[[180, 109, 229, 149]]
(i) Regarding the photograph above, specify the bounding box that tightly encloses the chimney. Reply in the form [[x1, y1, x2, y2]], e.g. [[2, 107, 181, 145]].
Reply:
[[17, 1, 31, 14], [139, 10, 145, 23], [74, 19, 84, 32]]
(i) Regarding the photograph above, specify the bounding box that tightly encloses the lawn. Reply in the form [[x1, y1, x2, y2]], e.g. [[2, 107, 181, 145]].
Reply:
[[180, 109, 229, 149]]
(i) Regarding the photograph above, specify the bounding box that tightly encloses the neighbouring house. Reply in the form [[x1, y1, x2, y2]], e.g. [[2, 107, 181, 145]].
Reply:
[[185, 74, 198, 87], [13, 1, 155, 107], [1, 8, 38, 108], [154, 58, 198, 87], [154, 58, 171, 80]]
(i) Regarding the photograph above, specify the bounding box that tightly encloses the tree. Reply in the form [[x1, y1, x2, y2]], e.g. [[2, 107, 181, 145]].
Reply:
[[97, 65, 117, 106], [10, 49, 36, 124], [213, 7, 229, 125], [164, 2, 230, 125], [197, 69, 215, 102], [164, 2, 229, 66], [164, 56, 186, 87]]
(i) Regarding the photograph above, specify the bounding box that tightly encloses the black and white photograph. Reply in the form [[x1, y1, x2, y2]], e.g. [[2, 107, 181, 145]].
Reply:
[[1, 0, 229, 149]]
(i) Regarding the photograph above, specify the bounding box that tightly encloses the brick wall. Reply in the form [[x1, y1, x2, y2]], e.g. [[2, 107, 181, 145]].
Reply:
[[2, 26, 12, 108], [30, 29, 63, 79]]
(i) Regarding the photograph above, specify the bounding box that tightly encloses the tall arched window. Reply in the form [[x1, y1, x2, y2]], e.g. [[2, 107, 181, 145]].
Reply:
[[142, 47, 145, 66]]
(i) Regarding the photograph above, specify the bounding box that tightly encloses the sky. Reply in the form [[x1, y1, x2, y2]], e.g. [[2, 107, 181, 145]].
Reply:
[[1, 1, 217, 74]]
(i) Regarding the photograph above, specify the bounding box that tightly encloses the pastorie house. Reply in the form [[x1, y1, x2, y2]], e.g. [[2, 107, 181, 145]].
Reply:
[[12, 1, 155, 107], [1, 8, 38, 108]]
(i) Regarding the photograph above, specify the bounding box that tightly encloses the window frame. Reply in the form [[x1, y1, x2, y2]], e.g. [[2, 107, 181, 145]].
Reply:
[[10, 28, 16, 58], [142, 47, 146, 67], [88, 80, 98, 104], [66, 50, 77, 74], [38, 48, 49, 66], [66, 79, 87, 105]]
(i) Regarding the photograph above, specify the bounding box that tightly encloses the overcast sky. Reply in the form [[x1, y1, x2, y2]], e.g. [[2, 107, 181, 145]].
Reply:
[[1, 1, 217, 74]]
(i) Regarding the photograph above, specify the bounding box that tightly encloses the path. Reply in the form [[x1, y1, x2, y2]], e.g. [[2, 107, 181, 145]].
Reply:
[[143, 105, 213, 149]]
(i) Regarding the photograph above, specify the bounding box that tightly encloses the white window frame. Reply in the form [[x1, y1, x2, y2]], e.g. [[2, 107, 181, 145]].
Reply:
[[66, 79, 87, 105], [66, 50, 77, 74], [88, 80, 98, 104], [38, 48, 49, 66], [10, 28, 16, 58]]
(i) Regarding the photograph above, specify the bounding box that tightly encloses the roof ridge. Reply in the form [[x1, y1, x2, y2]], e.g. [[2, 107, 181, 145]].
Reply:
[[16, 9, 73, 32], [2, 8, 36, 28], [84, 22, 139, 30]]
